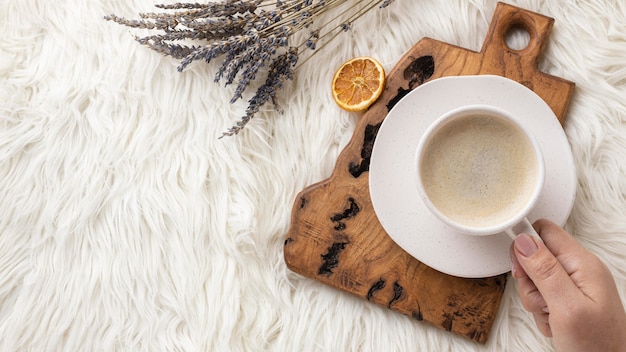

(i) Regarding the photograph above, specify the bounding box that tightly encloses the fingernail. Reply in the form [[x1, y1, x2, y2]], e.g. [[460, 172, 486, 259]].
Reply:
[[511, 266, 519, 279], [515, 233, 538, 257], [510, 251, 521, 278]]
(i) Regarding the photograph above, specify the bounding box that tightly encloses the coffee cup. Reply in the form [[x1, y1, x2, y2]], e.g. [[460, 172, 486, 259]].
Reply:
[[415, 104, 545, 239]]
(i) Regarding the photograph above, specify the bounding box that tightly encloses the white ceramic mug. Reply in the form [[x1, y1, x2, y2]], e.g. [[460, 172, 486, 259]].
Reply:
[[415, 104, 545, 239]]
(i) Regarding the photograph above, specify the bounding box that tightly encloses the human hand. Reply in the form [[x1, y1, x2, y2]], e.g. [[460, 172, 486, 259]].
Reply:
[[510, 218, 626, 352]]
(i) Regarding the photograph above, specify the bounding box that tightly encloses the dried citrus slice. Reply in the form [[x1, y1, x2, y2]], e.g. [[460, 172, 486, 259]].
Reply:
[[332, 56, 386, 112]]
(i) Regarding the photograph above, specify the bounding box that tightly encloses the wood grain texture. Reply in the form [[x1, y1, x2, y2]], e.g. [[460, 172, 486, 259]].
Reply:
[[284, 2, 575, 343]]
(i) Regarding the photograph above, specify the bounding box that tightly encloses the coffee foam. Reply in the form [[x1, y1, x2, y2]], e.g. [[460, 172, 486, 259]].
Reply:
[[420, 114, 538, 228]]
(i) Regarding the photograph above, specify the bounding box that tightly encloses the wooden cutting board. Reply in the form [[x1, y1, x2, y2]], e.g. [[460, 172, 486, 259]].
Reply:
[[284, 2, 574, 344]]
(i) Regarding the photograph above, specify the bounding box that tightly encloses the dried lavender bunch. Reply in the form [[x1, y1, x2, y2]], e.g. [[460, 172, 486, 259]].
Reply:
[[105, 0, 396, 137]]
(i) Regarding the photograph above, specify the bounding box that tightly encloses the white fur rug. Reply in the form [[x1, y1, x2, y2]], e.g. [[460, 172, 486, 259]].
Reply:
[[2, 0, 626, 350]]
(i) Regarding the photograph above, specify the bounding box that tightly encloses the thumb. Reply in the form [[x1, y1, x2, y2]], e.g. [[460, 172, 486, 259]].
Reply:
[[513, 233, 582, 308]]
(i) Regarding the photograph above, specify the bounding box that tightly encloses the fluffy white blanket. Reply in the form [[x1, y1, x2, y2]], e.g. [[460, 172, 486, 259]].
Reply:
[[2, 0, 625, 350]]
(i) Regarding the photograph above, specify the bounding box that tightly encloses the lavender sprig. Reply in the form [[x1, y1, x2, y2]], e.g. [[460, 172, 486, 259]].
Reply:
[[104, 0, 396, 137], [220, 46, 298, 138]]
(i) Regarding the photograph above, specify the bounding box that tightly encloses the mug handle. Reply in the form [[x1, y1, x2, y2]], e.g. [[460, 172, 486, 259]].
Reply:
[[505, 217, 542, 241]]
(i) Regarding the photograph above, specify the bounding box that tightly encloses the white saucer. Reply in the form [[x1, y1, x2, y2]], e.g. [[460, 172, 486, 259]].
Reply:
[[369, 75, 577, 278]]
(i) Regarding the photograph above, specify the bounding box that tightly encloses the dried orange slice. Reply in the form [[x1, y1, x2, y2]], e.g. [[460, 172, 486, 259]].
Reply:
[[331, 56, 386, 112]]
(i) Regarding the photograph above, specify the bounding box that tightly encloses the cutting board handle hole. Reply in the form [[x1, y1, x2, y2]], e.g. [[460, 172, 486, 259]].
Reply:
[[504, 23, 531, 51]]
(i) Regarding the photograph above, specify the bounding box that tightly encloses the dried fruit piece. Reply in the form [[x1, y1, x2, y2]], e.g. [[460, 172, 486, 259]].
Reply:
[[331, 56, 386, 112]]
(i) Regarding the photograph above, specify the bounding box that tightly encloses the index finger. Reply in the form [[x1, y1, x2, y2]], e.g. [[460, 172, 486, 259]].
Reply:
[[513, 232, 583, 309]]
